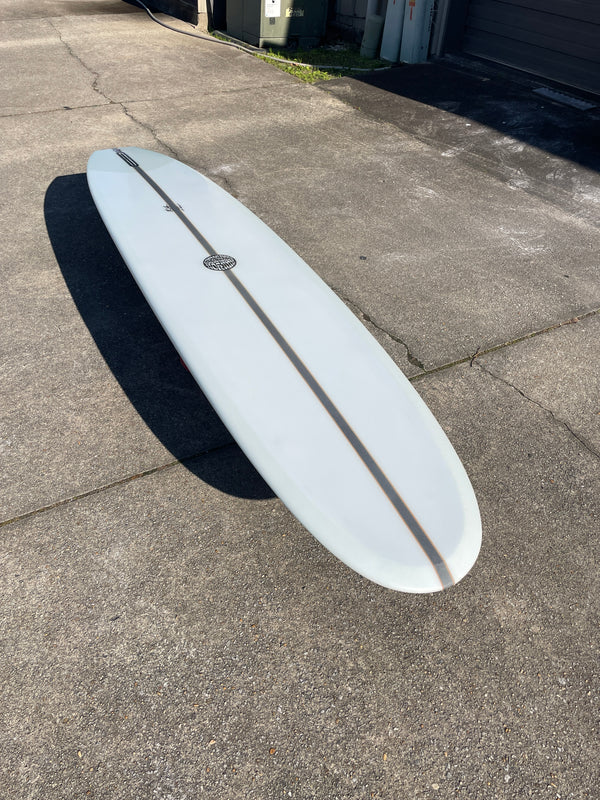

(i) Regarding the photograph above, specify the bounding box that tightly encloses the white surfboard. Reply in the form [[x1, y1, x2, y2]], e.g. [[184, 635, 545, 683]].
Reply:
[[87, 147, 481, 593]]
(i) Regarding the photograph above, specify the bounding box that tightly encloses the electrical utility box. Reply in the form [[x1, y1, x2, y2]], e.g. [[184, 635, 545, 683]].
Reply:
[[226, 0, 327, 49]]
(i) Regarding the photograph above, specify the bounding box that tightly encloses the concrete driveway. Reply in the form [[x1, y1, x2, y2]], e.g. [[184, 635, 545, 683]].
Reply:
[[1, 2, 598, 797]]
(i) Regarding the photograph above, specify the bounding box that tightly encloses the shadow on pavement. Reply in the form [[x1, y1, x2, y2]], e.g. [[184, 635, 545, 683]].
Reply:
[[44, 173, 274, 501], [344, 59, 600, 173]]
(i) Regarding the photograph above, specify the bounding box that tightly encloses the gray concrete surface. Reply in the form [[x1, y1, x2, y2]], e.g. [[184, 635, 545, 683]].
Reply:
[[1, 2, 598, 798]]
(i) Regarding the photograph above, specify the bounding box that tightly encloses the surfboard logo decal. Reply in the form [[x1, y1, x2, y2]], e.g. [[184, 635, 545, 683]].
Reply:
[[113, 148, 454, 590], [203, 254, 237, 271]]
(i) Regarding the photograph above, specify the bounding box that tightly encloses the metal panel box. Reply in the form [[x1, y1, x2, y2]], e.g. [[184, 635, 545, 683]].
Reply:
[[226, 0, 327, 48]]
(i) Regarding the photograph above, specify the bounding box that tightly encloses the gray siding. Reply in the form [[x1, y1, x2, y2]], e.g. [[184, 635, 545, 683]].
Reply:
[[462, 0, 600, 94]]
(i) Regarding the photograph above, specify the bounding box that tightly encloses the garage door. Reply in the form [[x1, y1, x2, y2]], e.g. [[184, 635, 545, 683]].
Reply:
[[462, 0, 600, 95]]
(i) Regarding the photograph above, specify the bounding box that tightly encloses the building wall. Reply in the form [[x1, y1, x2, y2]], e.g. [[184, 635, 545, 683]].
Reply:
[[443, 0, 600, 96], [329, 0, 369, 42], [148, 0, 206, 24], [461, 0, 600, 95]]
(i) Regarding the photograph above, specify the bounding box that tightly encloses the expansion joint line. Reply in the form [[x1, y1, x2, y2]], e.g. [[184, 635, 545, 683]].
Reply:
[[410, 308, 600, 383], [0, 443, 237, 531]]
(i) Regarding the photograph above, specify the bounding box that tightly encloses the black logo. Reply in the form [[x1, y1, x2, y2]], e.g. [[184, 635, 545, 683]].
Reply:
[[203, 254, 236, 271]]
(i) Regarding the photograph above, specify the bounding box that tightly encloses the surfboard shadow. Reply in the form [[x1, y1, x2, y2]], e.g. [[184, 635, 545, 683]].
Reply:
[[44, 173, 274, 501]]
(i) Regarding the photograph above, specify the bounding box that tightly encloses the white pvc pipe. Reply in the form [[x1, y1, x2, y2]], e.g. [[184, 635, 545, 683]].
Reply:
[[365, 0, 382, 18], [399, 0, 435, 63], [361, 15, 385, 59], [380, 0, 406, 62]]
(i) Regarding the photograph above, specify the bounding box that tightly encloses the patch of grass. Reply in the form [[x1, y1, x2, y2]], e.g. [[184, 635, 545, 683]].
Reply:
[[256, 43, 388, 83]]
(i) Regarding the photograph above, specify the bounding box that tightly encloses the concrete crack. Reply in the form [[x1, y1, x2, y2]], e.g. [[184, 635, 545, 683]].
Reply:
[[48, 18, 112, 105], [46, 18, 180, 161], [333, 288, 425, 371], [120, 104, 179, 158], [476, 361, 600, 461], [362, 307, 426, 371]]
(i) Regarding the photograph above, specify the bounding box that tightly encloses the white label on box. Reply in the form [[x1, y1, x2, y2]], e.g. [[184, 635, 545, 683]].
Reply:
[[265, 0, 281, 17]]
